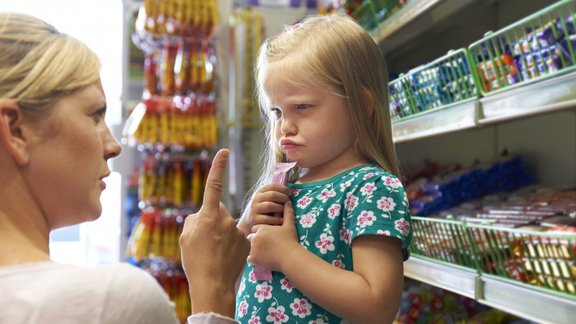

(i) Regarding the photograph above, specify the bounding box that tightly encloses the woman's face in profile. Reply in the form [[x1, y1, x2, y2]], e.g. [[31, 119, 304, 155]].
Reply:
[[23, 80, 121, 229]]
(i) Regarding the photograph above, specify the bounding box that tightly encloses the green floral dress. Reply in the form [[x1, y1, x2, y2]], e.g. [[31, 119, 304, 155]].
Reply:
[[235, 165, 412, 324]]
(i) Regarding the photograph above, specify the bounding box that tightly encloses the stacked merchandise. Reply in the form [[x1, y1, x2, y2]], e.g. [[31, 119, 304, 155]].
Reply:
[[394, 279, 533, 324], [405, 153, 534, 218], [123, 0, 220, 322], [471, 10, 576, 94], [389, 50, 477, 121], [383, 0, 576, 122], [404, 155, 576, 297]]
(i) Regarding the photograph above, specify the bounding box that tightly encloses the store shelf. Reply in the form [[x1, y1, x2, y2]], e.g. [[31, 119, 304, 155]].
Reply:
[[370, 0, 477, 53], [392, 100, 479, 143], [404, 257, 478, 299], [479, 71, 576, 125], [479, 275, 576, 324], [405, 257, 576, 324], [391, 71, 576, 142]]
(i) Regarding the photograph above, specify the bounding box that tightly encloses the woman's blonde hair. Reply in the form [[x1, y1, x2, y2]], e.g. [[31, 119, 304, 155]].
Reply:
[[0, 12, 100, 114], [244, 13, 400, 213]]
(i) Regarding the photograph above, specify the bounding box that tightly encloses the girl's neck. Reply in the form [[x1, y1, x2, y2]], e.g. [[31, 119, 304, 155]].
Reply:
[[296, 160, 368, 184]]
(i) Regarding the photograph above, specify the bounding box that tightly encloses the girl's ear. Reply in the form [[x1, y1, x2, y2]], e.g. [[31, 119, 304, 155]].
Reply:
[[363, 88, 375, 118], [0, 99, 30, 165]]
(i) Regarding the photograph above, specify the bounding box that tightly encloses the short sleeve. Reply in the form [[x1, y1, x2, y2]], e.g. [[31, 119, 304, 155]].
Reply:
[[344, 172, 412, 260]]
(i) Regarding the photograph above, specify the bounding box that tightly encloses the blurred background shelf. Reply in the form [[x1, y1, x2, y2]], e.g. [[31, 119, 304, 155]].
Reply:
[[405, 257, 576, 324]]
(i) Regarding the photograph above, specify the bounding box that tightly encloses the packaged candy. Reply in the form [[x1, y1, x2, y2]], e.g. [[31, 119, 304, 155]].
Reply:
[[253, 161, 297, 281]]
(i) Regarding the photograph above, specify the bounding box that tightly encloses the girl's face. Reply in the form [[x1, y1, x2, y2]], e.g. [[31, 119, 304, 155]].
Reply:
[[264, 73, 366, 182], [24, 80, 121, 229]]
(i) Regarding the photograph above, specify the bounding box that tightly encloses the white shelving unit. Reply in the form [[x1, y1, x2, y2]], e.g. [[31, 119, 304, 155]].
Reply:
[[382, 1, 576, 323], [406, 257, 576, 324]]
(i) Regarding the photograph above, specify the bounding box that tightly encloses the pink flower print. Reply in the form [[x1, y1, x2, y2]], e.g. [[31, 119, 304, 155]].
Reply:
[[377, 229, 391, 236], [280, 278, 293, 292], [254, 282, 273, 303], [339, 180, 352, 192], [238, 300, 249, 318], [290, 298, 312, 318], [339, 228, 351, 244], [249, 269, 258, 282], [300, 212, 317, 228], [377, 196, 396, 212], [344, 193, 358, 212], [291, 188, 301, 196], [238, 278, 246, 296], [248, 315, 262, 324], [383, 175, 402, 189], [266, 306, 289, 324], [297, 196, 312, 209], [357, 210, 376, 228], [315, 234, 335, 254], [332, 259, 344, 269], [328, 204, 341, 219], [360, 182, 376, 196], [395, 217, 411, 236], [317, 188, 336, 202], [363, 172, 376, 180]]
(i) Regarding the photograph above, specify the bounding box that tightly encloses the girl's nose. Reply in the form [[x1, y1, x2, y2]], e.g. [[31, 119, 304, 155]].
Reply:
[[280, 116, 297, 135]]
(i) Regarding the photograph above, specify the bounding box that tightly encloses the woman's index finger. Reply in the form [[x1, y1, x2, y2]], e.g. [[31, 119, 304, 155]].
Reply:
[[202, 149, 229, 210]]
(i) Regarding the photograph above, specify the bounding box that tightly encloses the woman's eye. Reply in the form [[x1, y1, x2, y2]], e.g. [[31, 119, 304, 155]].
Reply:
[[295, 104, 311, 110], [92, 108, 106, 123]]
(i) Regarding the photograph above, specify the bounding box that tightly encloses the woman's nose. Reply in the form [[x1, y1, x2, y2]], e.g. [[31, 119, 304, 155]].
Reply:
[[103, 127, 122, 160]]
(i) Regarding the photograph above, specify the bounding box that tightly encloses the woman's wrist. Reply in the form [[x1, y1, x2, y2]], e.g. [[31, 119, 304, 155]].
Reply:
[[190, 286, 236, 318]]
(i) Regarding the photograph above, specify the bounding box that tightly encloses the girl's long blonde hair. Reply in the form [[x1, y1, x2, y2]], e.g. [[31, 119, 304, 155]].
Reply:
[[243, 13, 400, 214]]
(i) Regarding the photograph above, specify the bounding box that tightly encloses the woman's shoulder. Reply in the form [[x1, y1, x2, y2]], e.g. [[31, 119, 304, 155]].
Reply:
[[0, 262, 178, 324], [77, 263, 180, 323]]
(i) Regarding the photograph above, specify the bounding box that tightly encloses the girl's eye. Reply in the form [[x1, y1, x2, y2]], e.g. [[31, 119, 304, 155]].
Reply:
[[295, 104, 311, 110], [270, 107, 282, 118]]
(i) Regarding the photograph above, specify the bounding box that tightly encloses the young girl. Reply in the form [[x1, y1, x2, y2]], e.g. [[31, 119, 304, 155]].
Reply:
[[236, 14, 412, 324]]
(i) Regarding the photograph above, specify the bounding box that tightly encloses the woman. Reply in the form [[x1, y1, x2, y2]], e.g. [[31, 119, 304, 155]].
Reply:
[[0, 12, 247, 323]]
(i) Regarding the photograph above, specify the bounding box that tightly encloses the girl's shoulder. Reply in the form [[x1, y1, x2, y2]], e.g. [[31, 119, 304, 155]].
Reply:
[[343, 164, 402, 186]]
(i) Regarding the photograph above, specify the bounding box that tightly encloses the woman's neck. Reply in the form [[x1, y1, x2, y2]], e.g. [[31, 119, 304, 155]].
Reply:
[[0, 216, 51, 266], [0, 180, 51, 267]]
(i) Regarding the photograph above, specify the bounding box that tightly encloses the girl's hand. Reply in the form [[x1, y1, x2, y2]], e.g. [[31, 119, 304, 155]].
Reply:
[[238, 183, 291, 235], [247, 201, 301, 272]]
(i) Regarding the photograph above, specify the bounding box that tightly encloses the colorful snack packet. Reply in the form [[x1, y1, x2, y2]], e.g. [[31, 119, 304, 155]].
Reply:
[[253, 161, 297, 281]]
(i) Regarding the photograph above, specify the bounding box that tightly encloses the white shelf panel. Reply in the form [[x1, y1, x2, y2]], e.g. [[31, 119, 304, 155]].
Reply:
[[405, 258, 576, 324], [370, 0, 442, 41], [404, 257, 478, 299], [392, 100, 479, 143], [479, 275, 576, 324], [479, 71, 576, 125], [370, 0, 478, 53]]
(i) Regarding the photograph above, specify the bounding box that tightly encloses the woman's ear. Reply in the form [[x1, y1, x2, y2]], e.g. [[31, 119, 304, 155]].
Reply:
[[0, 99, 30, 165]]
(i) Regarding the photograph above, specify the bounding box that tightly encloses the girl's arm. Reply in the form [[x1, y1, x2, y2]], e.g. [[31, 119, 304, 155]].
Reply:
[[248, 202, 404, 324]]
